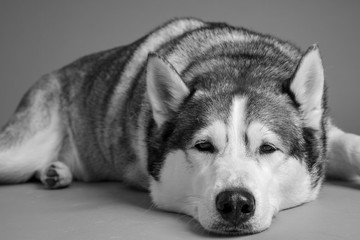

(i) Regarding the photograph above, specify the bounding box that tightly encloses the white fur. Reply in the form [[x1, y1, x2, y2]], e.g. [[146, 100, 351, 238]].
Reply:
[[39, 161, 73, 188], [327, 124, 360, 181], [151, 96, 315, 233], [229, 97, 247, 150], [150, 150, 196, 216], [247, 121, 285, 153], [192, 120, 228, 152], [290, 45, 324, 130], [146, 55, 190, 127], [0, 109, 63, 183]]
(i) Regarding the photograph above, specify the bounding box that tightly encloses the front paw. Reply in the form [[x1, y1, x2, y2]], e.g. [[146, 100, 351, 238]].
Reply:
[[41, 161, 73, 189]]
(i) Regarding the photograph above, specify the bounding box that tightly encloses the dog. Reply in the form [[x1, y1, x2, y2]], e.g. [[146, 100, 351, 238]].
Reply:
[[1, 17, 360, 235]]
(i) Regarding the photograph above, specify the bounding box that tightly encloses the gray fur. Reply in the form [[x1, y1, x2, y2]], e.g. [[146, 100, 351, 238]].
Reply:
[[0, 17, 328, 186], [0, 18, 344, 235]]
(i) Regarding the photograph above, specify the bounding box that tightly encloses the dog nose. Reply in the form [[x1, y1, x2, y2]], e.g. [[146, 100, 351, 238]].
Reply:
[[215, 188, 255, 226]]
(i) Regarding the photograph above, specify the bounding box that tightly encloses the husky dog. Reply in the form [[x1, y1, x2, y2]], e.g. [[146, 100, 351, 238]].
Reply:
[[0, 17, 359, 235]]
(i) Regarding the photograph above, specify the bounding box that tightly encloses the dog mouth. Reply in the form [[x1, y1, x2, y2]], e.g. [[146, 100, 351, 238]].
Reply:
[[206, 222, 263, 236]]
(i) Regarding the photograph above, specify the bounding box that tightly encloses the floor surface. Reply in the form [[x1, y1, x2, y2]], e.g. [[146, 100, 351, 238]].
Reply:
[[1, 181, 360, 240]]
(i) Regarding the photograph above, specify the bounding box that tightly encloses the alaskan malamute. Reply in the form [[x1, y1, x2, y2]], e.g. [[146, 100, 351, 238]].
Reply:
[[1, 18, 359, 235]]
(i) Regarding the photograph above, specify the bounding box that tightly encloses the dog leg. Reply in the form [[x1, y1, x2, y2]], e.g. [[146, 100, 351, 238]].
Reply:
[[0, 74, 70, 186], [326, 124, 360, 181]]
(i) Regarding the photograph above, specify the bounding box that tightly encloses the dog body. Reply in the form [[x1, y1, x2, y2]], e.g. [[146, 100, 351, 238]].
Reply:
[[1, 18, 360, 235]]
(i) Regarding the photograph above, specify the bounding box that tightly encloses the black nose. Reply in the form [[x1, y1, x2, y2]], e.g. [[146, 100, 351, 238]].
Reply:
[[215, 188, 255, 226]]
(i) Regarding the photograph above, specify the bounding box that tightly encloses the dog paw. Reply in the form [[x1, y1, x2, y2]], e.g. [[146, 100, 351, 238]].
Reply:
[[41, 162, 73, 189]]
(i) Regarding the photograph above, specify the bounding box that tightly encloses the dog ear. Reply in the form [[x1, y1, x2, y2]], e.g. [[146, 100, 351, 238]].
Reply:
[[289, 44, 325, 130], [146, 53, 190, 128]]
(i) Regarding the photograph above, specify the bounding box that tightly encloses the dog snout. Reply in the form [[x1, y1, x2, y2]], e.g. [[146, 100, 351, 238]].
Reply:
[[215, 188, 255, 226]]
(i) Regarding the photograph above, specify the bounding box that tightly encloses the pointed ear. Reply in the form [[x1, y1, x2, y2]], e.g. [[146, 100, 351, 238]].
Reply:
[[290, 44, 325, 130], [146, 53, 190, 128]]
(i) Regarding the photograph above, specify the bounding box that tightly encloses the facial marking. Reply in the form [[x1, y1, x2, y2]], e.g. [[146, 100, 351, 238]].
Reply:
[[210, 96, 255, 192], [228, 97, 248, 155], [149, 93, 316, 236], [247, 121, 285, 154], [191, 120, 227, 154]]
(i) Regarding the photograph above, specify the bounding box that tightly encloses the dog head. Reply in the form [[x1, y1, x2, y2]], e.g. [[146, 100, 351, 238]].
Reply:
[[145, 44, 327, 235]]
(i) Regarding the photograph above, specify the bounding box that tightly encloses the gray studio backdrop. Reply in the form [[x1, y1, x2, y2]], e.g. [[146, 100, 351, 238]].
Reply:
[[1, 0, 359, 134]]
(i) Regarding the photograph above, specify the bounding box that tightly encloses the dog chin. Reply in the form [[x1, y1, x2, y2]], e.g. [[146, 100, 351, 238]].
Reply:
[[200, 220, 269, 236], [195, 206, 274, 236]]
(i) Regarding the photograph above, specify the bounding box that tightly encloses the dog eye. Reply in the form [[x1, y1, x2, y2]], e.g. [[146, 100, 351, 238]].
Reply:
[[194, 141, 215, 153], [259, 144, 277, 154]]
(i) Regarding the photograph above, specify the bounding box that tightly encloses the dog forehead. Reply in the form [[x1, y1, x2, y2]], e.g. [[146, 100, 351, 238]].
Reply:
[[245, 92, 303, 152], [173, 85, 302, 151], [225, 93, 303, 151], [228, 96, 248, 141], [192, 96, 247, 145]]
